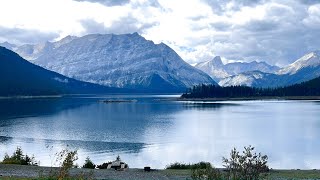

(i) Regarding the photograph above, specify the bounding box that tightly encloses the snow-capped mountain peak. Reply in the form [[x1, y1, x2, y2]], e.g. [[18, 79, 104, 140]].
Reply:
[[195, 56, 280, 82], [209, 56, 224, 67], [220, 51, 320, 88], [54, 35, 78, 48], [0, 41, 17, 50], [15, 33, 215, 92], [195, 56, 229, 81], [277, 51, 320, 75]]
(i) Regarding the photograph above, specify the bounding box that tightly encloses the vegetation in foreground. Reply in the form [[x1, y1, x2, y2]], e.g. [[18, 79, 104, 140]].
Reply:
[[82, 157, 95, 169], [1, 147, 38, 166], [1, 146, 320, 179], [167, 145, 269, 180], [166, 161, 212, 170], [181, 76, 320, 98]]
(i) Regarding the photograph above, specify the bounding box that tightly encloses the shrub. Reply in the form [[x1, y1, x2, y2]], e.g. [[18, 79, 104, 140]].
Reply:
[[222, 145, 269, 180], [1, 147, 37, 165], [166, 162, 212, 170], [82, 156, 96, 169], [191, 166, 223, 180], [55, 149, 78, 179]]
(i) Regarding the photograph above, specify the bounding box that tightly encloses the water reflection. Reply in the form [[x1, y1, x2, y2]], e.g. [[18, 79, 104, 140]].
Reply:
[[0, 97, 320, 169], [181, 102, 240, 110], [0, 136, 146, 153], [0, 97, 95, 120]]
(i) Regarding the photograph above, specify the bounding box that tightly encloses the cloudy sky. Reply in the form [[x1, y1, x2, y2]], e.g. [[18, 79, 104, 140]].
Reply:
[[0, 0, 320, 66]]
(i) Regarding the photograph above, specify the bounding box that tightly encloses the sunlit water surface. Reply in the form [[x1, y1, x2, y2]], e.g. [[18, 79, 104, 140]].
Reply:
[[0, 95, 319, 169]]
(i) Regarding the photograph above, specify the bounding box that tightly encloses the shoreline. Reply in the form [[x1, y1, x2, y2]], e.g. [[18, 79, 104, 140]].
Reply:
[[177, 96, 320, 101], [0, 164, 320, 180]]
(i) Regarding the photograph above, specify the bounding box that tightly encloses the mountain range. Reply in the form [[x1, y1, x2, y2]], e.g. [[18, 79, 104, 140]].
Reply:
[[0, 47, 120, 96], [194, 51, 320, 88], [195, 56, 280, 82], [218, 51, 320, 87], [4, 33, 215, 92], [1, 33, 320, 93]]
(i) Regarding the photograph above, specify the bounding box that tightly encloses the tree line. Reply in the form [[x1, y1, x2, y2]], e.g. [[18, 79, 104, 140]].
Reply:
[[181, 76, 320, 98]]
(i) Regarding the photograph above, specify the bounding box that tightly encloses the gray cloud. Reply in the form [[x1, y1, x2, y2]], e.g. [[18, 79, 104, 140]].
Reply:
[[73, 0, 130, 6], [131, 0, 161, 8], [210, 22, 232, 31], [76, 0, 320, 66], [202, 0, 266, 14], [298, 0, 320, 5], [74, 0, 161, 7], [1, 0, 319, 67], [245, 19, 279, 32], [0, 26, 59, 45], [195, 0, 320, 65], [79, 19, 106, 34], [80, 16, 158, 35]]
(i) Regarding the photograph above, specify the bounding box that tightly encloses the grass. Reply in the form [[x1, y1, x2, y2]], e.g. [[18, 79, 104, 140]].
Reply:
[[166, 162, 212, 170], [268, 169, 320, 179], [1, 168, 320, 179], [160, 169, 320, 179]]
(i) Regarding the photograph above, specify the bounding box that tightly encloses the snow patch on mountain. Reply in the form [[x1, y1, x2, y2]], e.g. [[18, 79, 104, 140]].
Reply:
[[220, 51, 320, 87], [0, 41, 16, 50], [21, 33, 216, 91], [277, 51, 320, 75], [53, 77, 69, 83], [195, 56, 229, 81], [195, 56, 280, 82], [219, 71, 266, 87]]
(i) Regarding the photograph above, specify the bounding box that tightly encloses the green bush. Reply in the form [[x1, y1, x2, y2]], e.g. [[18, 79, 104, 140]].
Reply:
[[1, 147, 37, 165], [191, 166, 223, 180], [166, 162, 212, 170], [55, 149, 78, 179], [222, 145, 269, 180], [82, 156, 96, 169]]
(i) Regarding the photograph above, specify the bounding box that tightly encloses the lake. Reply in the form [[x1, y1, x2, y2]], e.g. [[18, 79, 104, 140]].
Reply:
[[0, 95, 320, 169]]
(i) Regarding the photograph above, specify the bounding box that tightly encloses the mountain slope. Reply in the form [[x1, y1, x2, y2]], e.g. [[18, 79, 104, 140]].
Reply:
[[220, 51, 320, 87], [218, 71, 281, 87], [19, 33, 216, 92], [0, 47, 119, 96], [0, 42, 16, 50], [277, 51, 320, 75], [195, 56, 279, 81], [195, 56, 229, 81], [224, 61, 279, 75]]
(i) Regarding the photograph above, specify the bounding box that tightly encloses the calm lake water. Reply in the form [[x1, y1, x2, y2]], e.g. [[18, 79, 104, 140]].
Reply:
[[0, 95, 320, 169]]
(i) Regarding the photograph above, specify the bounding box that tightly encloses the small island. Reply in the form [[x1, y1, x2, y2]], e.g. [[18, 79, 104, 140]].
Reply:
[[101, 99, 137, 103]]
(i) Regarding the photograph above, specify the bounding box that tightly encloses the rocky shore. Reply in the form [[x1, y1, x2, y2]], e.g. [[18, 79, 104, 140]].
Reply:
[[0, 164, 189, 180]]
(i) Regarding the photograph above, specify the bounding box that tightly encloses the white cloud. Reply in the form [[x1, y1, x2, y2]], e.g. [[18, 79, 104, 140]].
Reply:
[[0, 0, 319, 65]]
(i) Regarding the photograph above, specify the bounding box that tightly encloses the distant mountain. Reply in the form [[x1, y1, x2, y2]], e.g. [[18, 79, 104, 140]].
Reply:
[[0, 46, 120, 96], [220, 51, 320, 87], [277, 51, 320, 75], [195, 56, 229, 81], [225, 61, 280, 75], [218, 71, 280, 87], [14, 33, 215, 92], [0, 41, 16, 50], [12, 36, 79, 61], [195, 56, 279, 81]]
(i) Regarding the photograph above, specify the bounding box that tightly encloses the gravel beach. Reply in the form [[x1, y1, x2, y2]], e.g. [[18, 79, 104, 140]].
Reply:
[[1, 164, 320, 180], [0, 164, 190, 180]]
